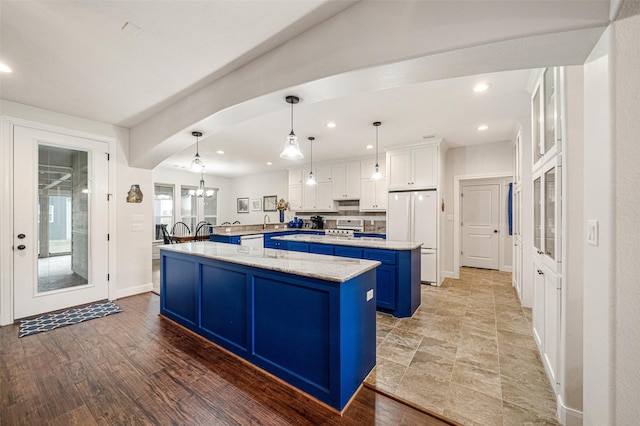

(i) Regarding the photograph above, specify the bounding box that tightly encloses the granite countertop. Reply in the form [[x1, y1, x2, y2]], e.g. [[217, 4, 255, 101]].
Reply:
[[210, 228, 320, 237], [272, 234, 422, 250], [160, 242, 380, 283]]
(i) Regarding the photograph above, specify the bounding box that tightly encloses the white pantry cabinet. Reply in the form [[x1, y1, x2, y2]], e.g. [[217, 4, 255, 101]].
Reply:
[[386, 144, 438, 190]]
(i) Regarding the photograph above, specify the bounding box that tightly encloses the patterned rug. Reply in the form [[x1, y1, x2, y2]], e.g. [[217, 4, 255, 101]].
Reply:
[[18, 301, 122, 338]]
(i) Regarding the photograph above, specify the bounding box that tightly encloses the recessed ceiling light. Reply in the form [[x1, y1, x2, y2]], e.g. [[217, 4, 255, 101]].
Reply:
[[473, 83, 490, 92], [0, 63, 12, 73], [216, 150, 224, 155], [326, 122, 336, 128], [266, 162, 273, 165], [477, 125, 489, 131], [366, 145, 374, 149]]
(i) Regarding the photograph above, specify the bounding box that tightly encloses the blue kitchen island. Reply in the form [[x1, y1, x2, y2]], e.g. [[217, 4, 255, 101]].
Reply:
[[272, 234, 422, 318], [159, 242, 379, 412]]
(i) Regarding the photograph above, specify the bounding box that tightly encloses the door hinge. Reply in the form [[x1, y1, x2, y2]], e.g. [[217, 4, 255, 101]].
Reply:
[[107, 193, 112, 201], [107, 274, 110, 281], [106, 152, 110, 161], [461, 251, 463, 255], [107, 233, 110, 241]]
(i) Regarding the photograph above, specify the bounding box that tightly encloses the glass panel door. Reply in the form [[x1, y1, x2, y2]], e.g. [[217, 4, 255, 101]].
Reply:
[[534, 176, 542, 253], [544, 166, 556, 260], [543, 68, 556, 155], [37, 145, 89, 293]]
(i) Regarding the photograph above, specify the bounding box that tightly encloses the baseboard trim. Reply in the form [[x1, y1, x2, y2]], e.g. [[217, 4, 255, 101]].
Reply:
[[557, 394, 583, 426], [441, 270, 457, 280], [116, 283, 153, 299]]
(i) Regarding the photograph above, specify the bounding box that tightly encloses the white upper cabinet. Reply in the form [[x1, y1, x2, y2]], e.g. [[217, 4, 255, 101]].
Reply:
[[360, 178, 387, 211], [331, 162, 360, 200], [532, 67, 563, 170], [387, 144, 438, 190], [316, 165, 332, 183], [289, 167, 304, 186]]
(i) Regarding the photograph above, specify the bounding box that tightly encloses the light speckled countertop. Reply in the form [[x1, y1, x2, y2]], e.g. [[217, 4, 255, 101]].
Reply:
[[210, 228, 319, 237], [160, 241, 380, 283], [273, 234, 422, 251]]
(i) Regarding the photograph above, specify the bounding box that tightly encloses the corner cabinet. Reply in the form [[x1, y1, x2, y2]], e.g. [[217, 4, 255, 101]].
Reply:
[[386, 143, 438, 190]]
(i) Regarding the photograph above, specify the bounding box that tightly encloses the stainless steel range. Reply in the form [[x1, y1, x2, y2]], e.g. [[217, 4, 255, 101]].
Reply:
[[325, 219, 364, 237]]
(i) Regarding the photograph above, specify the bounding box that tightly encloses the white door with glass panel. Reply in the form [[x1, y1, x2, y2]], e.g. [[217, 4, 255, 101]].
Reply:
[[461, 184, 500, 269], [13, 126, 109, 319]]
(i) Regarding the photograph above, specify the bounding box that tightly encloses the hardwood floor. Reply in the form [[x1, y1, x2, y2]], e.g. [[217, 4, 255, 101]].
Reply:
[[0, 293, 453, 425]]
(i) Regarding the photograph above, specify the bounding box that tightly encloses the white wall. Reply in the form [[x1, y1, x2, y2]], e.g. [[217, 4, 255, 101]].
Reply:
[[442, 141, 514, 276], [229, 170, 288, 225], [518, 116, 534, 308], [151, 166, 233, 225], [613, 12, 640, 426], [0, 100, 152, 322], [582, 27, 614, 426]]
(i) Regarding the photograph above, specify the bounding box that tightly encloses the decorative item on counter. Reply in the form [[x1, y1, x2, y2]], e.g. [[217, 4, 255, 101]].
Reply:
[[288, 217, 304, 229], [126, 184, 143, 203], [276, 198, 289, 223]]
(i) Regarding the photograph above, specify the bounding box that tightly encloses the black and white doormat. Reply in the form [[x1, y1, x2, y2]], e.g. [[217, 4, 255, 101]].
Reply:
[[18, 301, 122, 338]]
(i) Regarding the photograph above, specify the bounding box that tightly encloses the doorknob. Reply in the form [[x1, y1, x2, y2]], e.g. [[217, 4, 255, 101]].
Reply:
[[17, 245, 26, 250], [17, 234, 26, 239], [493, 230, 498, 233]]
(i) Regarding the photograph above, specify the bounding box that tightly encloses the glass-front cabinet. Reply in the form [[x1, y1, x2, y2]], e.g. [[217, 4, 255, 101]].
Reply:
[[533, 174, 542, 255], [532, 67, 563, 170]]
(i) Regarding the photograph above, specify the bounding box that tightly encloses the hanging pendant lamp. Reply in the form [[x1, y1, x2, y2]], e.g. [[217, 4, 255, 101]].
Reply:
[[280, 96, 304, 160], [196, 171, 205, 197], [190, 131, 205, 172], [371, 121, 383, 180], [306, 136, 316, 185]]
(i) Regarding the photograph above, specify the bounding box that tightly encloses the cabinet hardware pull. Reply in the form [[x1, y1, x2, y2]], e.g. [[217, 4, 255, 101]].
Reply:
[[537, 269, 544, 275]]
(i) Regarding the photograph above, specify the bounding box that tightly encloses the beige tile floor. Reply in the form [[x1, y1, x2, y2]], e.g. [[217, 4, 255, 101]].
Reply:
[[365, 267, 560, 425]]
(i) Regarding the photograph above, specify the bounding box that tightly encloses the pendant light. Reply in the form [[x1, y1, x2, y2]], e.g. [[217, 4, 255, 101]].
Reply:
[[190, 131, 205, 172], [196, 171, 205, 197], [280, 95, 304, 160], [306, 136, 316, 185], [371, 121, 383, 180]]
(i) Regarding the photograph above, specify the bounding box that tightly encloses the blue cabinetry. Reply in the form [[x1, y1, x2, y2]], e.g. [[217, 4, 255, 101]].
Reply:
[[209, 234, 241, 244], [160, 249, 376, 411]]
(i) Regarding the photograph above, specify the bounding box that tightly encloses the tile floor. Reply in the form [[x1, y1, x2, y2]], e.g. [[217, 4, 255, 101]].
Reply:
[[365, 267, 560, 425], [38, 255, 87, 292]]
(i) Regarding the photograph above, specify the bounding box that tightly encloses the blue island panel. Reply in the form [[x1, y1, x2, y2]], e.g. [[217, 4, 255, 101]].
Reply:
[[200, 265, 249, 352], [162, 256, 198, 326], [254, 277, 331, 392]]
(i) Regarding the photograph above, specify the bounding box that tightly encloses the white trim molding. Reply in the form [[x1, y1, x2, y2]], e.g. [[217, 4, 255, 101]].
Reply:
[[116, 283, 154, 300], [0, 116, 117, 325], [557, 394, 583, 426]]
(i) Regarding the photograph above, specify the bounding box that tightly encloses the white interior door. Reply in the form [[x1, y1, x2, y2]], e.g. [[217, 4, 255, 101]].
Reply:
[[461, 183, 500, 269], [13, 126, 109, 319]]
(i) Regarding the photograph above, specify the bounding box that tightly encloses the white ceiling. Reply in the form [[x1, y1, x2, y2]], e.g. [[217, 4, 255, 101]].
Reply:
[[0, 1, 612, 178]]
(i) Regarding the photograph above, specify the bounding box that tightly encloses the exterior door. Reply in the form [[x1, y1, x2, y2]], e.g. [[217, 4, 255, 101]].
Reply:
[[13, 126, 109, 319], [461, 183, 500, 269]]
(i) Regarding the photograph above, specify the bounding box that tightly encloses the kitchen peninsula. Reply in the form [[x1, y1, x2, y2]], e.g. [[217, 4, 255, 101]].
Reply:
[[159, 242, 379, 412], [272, 234, 422, 318]]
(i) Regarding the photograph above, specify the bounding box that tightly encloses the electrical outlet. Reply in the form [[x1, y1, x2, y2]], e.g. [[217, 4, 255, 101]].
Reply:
[[366, 289, 374, 301]]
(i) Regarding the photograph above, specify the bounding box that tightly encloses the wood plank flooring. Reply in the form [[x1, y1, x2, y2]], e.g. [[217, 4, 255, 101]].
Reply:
[[0, 293, 452, 425]]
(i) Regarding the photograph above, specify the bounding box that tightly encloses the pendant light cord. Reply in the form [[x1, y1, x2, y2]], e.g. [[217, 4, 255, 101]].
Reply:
[[290, 100, 294, 133]]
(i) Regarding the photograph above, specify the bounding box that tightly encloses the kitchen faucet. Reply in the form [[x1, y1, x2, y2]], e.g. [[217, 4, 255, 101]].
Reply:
[[263, 214, 271, 229]]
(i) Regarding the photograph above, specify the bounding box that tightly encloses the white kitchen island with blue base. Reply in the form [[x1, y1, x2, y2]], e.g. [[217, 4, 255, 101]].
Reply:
[[160, 242, 380, 412]]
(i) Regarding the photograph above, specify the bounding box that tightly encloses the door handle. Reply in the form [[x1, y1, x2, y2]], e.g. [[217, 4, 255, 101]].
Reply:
[[493, 230, 498, 233], [17, 245, 26, 250], [537, 269, 544, 275], [17, 234, 26, 239]]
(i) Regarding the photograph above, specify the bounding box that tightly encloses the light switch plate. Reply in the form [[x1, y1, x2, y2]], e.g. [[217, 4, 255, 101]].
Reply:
[[587, 220, 599, 246], [366, 289, 374, 301]]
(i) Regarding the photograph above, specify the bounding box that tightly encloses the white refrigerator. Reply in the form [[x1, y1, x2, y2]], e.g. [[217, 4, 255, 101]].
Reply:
[[387, 190, 437, 284]]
